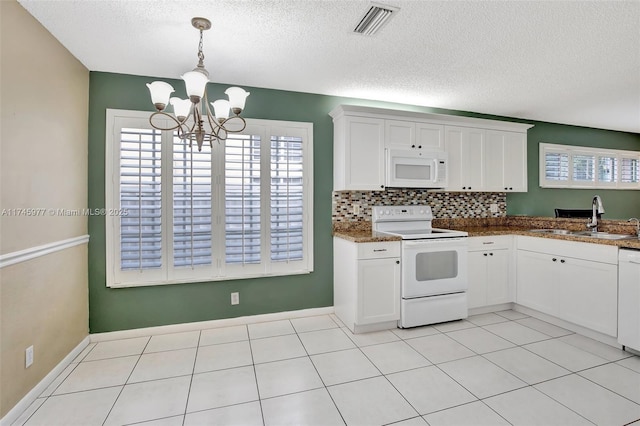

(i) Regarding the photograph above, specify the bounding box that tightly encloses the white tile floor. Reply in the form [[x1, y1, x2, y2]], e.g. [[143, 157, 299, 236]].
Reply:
[[12, 310, 640, 426]]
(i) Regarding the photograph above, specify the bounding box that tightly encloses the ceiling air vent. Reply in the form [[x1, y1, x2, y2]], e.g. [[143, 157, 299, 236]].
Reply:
[[353, 3, 399, 36]]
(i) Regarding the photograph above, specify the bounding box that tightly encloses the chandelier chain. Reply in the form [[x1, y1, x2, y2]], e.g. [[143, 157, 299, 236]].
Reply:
[[197, 29, 205, 64]]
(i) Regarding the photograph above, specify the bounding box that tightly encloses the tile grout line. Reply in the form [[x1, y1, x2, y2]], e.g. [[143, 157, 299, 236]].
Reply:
[[181, 329, 203, 426], [292, 317, 349, 426], [100, 336, 152, 426]]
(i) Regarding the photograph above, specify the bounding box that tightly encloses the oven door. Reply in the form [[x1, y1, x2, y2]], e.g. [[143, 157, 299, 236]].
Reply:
[[401, 238, 468, 299]]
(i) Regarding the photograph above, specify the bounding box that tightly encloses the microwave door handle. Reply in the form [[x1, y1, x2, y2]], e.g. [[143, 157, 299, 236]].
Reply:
[[432, 159, 438, 183]]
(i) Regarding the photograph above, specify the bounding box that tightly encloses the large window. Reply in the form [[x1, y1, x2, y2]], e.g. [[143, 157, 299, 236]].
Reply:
[[106, 110, 313, 287], [540, 143, 640, 189]]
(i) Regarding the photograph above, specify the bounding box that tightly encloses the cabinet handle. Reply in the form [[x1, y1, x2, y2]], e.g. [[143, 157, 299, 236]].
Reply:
[[552, 258, 557, 262], [396, 260, 400, 264], [411, 144, 416, 148], [418, 145, 422, 149], [380, 185, 384, 189], [489, 253, 494, 256], [509, 187, 513, 190], [560, 259, 566, 263], [504, 187, 508, 190], [484, 253, 488, 256], [373, 249, 387, 252], [483, 242, 494, 245]]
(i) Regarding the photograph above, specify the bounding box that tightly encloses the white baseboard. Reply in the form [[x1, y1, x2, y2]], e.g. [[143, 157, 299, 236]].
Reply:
[[468, 302, 514, 317], [90, 306, 335, 342], [1, 336, 90, 426]]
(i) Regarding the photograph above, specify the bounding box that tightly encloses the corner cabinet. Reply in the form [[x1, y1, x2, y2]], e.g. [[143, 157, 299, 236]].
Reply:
[[334, 238, 401, 333], [516, 236, 618, 337], [467, 236, 514, 309], [330, 105, 532, 192]]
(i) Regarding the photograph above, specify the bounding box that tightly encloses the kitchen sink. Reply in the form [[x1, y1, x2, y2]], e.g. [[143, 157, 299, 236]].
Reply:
[[571, 231, 637, 240], [529, 229, 637, 240], [529, 229, 572, 235]]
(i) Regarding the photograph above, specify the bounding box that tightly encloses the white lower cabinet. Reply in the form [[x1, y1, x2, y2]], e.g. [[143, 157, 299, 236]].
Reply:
[[516, 236, 618, 337], [468, 236, 513, 309], [334, 238, 401, 333]]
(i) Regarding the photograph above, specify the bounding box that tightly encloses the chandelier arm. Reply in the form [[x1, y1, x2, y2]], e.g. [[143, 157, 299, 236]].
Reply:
[[219, 115, 248, 133], [149, 111, 187, 132]]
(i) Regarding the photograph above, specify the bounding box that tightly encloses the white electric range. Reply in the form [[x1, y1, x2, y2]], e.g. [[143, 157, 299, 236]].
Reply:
[[372, 205, 469, 328]]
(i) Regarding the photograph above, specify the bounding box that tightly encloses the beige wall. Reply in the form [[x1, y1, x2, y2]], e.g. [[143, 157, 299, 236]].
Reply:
[[0, 0, 89, 418]]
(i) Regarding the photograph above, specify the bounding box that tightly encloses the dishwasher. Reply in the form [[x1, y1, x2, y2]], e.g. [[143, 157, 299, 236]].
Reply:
[[618, 249, 640, 352]]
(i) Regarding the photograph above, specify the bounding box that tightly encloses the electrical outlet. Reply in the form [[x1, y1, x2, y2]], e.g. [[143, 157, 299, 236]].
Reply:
[[490, 203, 499, 213], [25, 346, 34, 368], [353, 204, 360, 215], [231, 292, 240, 305]]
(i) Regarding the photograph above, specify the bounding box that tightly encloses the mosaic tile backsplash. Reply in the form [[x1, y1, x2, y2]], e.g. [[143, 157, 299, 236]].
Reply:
[[332, 189, 507, 222]]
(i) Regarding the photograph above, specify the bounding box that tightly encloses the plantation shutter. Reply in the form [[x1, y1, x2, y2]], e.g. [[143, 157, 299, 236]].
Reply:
[[270, 136, 304, 262], [173, 135, 213, 267], [225, 134, 262, 264], [119, 127, 163, 270], [544, 152, 569, 181], [621, 157, 640, 184], [597, 156, 617, 184], [572, 154, 595, 183]]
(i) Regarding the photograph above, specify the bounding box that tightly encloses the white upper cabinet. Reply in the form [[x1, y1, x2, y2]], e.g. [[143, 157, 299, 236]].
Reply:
[[330, 105, 532, 191], [333, 115, 386, 191], [385, 120, 444, 151], [484, 130, 528, 192], [445, 126, 485, 191], [385, 120, 415, 150]]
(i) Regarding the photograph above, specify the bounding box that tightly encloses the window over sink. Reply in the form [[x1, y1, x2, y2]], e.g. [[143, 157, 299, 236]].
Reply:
[[540, 143, 639, 189]]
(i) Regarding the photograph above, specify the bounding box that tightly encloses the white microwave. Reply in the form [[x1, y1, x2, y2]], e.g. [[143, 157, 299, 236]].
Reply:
[[385, 149, 448, 188]]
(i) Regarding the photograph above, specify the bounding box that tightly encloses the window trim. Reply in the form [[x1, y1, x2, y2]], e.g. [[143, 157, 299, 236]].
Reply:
[[539, 142, 640, 190], [105, 109, 314, 288]]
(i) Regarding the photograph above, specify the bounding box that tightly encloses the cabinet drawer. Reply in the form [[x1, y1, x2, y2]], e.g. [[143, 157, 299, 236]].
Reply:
[[357, 242, 401, 259], [468, 235, 512, 251]]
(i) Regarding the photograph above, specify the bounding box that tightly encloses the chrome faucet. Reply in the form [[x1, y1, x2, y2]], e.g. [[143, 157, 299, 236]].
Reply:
[[629, 218, 640, 238], [586, 195, 605, 232]]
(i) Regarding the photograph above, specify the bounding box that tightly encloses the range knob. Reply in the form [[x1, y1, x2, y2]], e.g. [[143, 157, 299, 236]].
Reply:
[[385, 210, 391, 215]]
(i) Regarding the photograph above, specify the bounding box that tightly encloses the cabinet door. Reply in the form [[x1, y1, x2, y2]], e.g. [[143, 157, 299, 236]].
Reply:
[[484, 131, 505, 191], [467, 251, 488, 309], [416, 123, 444, 151], [357, 257, 401, 324], [484, 130, 527, 192], [556, 257, 618, 336], [445, 126, 484, 191], [486, 249, 511, 305], [345, 117, 385, 190], [444, 127, 465, 190], [503, 132, 527, 192], [516, 250, 558, 315], [385, 120, 415, 150]]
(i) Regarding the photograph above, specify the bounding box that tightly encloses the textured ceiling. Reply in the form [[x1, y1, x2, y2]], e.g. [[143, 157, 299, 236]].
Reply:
[[18, 0, 640, 133]]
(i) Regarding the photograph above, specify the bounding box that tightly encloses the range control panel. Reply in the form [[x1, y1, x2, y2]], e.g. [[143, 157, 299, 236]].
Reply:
[[372, 205, 433, 222]]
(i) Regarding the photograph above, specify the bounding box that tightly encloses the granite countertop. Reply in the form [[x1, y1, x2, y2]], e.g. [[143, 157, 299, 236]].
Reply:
[[333, 217, 640, 249]]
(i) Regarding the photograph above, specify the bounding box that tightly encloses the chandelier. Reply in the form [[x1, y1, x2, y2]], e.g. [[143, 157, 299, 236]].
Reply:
[[146, 17, 250, 151]]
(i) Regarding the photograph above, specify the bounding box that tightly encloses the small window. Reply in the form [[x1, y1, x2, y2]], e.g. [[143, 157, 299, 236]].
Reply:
[[540, 143, 640, 189]]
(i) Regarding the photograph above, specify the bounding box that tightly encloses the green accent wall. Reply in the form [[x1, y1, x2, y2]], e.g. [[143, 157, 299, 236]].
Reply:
[[508, 122, 640, 217], [88, 72, 640, 332]]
